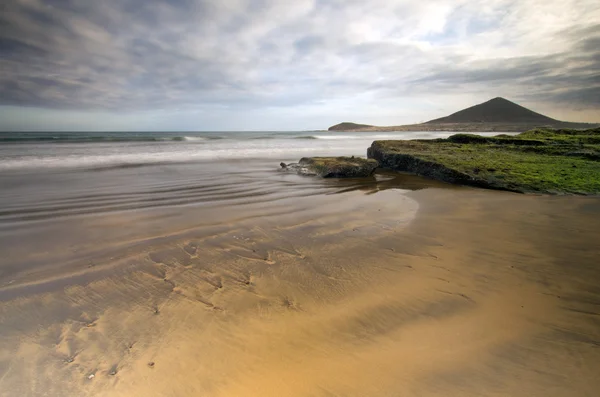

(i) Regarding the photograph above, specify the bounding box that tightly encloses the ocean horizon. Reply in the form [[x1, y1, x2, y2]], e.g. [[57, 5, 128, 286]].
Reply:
[[0, 130, 511, 171]]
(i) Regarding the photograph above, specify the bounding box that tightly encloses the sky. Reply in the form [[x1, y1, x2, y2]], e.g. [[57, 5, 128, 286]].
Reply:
[[1, 0, 599, 131]]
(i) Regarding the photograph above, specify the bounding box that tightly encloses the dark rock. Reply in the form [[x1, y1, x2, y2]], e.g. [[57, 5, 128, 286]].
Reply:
[[279, 161, 316, 176], [279, 157, 378, 178], [367, 142, 508, 191], [367, 126, 600, 194]]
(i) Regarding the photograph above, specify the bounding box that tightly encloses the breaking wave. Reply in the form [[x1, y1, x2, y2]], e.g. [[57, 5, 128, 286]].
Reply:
[[0, 135, 222, 143]]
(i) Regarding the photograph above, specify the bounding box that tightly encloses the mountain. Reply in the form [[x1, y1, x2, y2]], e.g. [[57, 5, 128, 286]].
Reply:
[[425, 97, 557, 124], [327, 97, 597, 132]]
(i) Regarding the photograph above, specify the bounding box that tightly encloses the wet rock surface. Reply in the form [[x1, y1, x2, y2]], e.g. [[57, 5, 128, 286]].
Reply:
[[367, 128, 600, 194], [280, 157, 378, 178]]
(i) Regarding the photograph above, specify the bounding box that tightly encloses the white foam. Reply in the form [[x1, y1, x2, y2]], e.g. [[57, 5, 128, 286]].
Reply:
[[181, 136, 206, 141]]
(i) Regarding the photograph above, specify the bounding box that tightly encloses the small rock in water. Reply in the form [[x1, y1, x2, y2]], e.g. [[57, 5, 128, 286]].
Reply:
[[279, 157, 378, 178], [280, 162, 287, 169]]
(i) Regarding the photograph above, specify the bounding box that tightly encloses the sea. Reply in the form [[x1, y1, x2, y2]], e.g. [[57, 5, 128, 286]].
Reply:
[[0, 129, 507, 221], [0, 130, 498, 292], [0, 130, 510, 171]]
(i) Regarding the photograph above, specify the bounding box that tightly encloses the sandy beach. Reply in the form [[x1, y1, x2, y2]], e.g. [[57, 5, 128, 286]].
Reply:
[[1, 162, 599, 396], [3, 0, 599, 394]]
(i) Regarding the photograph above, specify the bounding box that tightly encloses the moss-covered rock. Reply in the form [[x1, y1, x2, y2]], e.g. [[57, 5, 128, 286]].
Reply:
[[367, 127, 600, 194], [280, 157, 378, 178]]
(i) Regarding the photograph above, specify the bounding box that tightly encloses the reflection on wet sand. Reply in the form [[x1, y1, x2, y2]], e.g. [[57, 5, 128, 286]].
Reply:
[[0, 171, 599, 397]]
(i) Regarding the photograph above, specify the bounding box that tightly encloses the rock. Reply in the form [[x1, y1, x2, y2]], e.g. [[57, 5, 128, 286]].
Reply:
[[367, 141, 489, 188], [367, 126, 600, 194], [278, 161, 316, 176], [279, 157, 378, 178]]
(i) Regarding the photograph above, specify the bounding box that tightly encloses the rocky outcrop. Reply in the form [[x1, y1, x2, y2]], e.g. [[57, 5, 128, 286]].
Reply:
[[367, 142, 488, 188], [367, 127, 600, 195], [280, 157, 378, 178]]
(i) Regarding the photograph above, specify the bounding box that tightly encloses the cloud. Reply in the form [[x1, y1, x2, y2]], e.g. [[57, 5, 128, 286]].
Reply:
[[410, 24, 600, 104], [0, 0, 599, 129]]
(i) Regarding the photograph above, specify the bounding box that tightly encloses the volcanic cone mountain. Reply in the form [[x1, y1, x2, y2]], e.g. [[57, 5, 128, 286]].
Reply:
[[426, 97, 557, 124], [327, 97, 597, 132]]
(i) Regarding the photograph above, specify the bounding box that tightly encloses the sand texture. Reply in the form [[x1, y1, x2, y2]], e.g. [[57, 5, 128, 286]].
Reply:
[[1, 184, 599, 396]]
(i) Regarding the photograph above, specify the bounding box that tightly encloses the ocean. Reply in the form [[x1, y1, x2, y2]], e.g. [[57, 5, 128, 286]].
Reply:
[[0, 130, 512, 171]]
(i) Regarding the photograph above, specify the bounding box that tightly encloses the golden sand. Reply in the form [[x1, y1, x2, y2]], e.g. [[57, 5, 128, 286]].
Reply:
[[1, 187, 599, 396]]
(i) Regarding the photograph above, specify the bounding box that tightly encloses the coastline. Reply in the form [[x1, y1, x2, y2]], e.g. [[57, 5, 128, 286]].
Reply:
[[327, 121, 600, 133]]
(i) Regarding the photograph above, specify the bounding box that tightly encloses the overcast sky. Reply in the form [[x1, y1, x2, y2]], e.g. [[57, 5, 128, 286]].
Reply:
[[1, 0, 599, 131]]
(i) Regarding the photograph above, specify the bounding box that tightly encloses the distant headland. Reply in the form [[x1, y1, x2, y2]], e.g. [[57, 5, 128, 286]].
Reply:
[[328, 97, 599, 132]]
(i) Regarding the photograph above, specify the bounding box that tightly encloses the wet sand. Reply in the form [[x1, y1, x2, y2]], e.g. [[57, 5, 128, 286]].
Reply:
[[1, 173, 600, 396]]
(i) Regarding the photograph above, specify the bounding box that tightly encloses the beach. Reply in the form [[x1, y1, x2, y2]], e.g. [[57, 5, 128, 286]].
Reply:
[[1, 132, 599, 396]]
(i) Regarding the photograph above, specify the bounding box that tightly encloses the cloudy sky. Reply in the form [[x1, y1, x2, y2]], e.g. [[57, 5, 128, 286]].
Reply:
[[1, 0, 599, 131]]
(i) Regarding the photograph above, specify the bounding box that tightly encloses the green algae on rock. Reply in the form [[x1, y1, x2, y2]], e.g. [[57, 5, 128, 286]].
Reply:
[[367, 127, 600, 195], [281, 157, 379, 178]]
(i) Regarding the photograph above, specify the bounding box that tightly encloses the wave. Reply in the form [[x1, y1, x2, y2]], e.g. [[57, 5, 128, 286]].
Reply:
[[174, 136, 209, 141], [294, 135, 392, 140], [303, 134, 409, 140], [308, 135, 360, 140], [0, 135, 222, 143]]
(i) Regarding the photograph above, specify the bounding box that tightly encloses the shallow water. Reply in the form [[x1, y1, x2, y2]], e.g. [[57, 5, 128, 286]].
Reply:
[[0, 130, 462, 288]]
